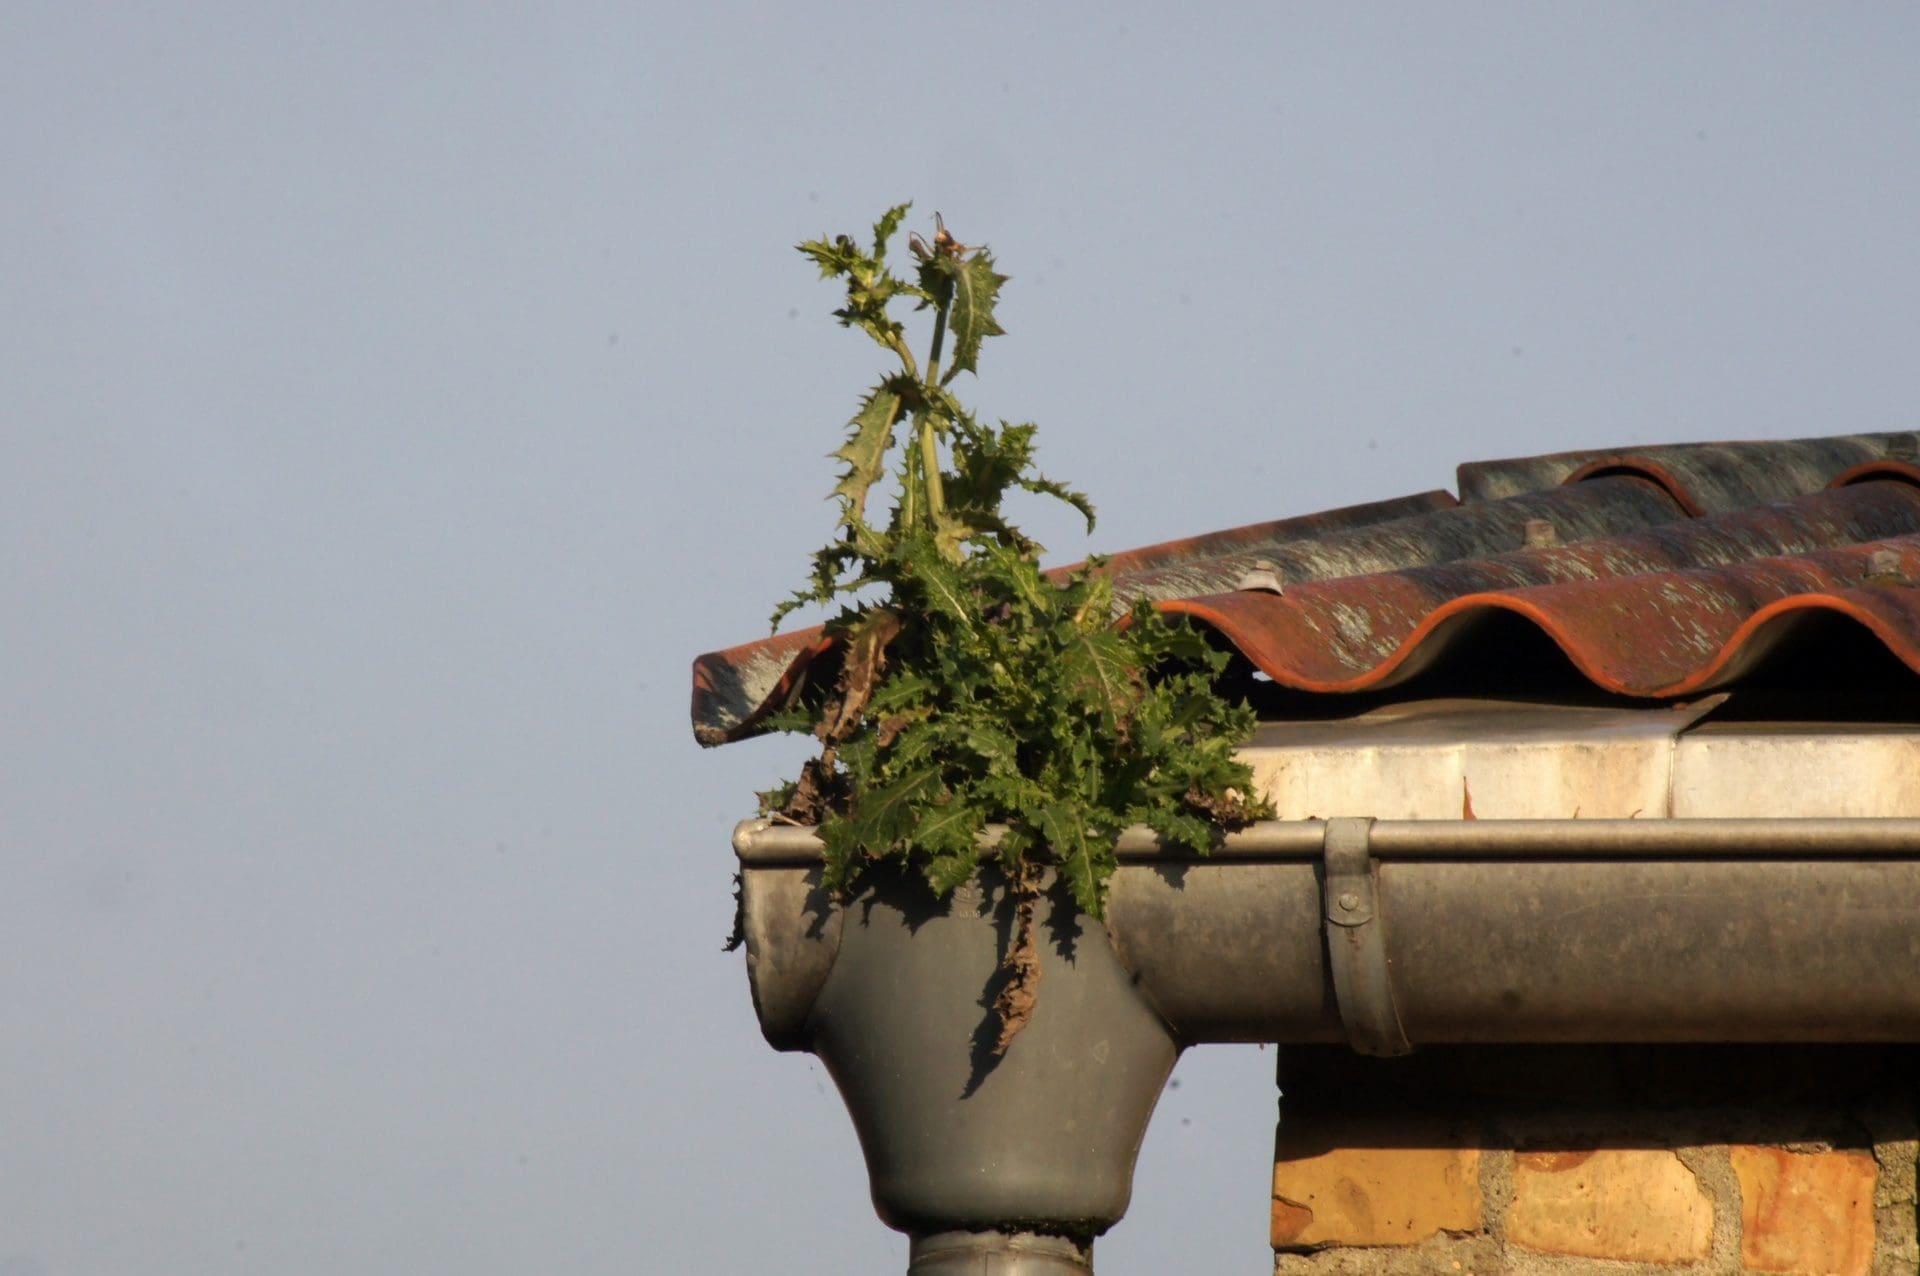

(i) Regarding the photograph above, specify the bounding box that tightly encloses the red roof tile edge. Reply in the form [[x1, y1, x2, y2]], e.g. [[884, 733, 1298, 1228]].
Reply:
[[692, 433, 1920, 746]]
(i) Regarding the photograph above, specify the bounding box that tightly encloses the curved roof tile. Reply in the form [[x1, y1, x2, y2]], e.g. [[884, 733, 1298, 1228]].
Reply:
[[691, 432, 1920, 745]]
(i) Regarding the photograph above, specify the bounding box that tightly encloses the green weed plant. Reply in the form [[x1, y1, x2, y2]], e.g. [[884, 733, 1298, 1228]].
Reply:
[[757, 206, 1268, 1042]]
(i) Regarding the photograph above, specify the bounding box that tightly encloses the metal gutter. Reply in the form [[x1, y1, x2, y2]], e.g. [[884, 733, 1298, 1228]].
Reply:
[[728, 702, 1920, 1272], [737, 814, 1920, 863], [738, 813, 1920, 1049]]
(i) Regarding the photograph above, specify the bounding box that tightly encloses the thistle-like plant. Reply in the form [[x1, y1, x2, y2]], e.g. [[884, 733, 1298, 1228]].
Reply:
[[759, 205, 1268, 1046]]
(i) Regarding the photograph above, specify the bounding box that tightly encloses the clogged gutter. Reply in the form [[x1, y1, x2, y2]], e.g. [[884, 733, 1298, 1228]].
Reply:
[[737, 206, 1268, 1046]]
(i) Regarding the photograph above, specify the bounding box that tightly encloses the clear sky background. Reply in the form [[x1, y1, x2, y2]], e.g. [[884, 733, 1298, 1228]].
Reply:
[[5, 5, 1918, 1274]]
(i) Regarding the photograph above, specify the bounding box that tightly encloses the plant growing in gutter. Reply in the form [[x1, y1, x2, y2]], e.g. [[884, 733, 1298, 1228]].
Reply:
[[756, 205, 1268, 1047]]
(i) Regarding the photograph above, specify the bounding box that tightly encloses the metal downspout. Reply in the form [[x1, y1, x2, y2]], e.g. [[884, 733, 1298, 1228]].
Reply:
[[741, 815, 1920, 1048], [733, 815, 1920, 1270]]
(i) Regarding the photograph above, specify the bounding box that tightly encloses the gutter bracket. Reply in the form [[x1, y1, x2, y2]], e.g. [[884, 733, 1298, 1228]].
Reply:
[[1322, 816, 1413, 1057]]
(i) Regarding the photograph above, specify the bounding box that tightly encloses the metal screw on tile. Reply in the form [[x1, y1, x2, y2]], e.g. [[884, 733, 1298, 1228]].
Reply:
[[1336, 891, 1362, 913], [1523, 519, 1560, 549], [1236, 560, 1286, 595]]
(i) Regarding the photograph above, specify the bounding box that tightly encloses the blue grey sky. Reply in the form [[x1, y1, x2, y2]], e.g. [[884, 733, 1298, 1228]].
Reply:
[[4, 5, 1917, 1273]]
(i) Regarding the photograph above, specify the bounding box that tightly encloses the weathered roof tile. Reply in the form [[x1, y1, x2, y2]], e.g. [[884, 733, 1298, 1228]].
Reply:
[[692, 432, 1920, 745]]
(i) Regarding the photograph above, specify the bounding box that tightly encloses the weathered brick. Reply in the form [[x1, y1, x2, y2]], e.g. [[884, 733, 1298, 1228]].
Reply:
[[1271, 1146, 1481, 1248], [1507, 1148, 1713, 1263], [1730, 1145, 1877, 1276]]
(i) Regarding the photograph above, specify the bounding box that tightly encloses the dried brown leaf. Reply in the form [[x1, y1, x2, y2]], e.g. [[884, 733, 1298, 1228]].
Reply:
[[991, 870, 1044, 1055], [820, 608, 903, 743]]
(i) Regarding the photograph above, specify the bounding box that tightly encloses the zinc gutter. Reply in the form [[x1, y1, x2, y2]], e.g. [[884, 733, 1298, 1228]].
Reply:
[[734, 814, 1920, 865]]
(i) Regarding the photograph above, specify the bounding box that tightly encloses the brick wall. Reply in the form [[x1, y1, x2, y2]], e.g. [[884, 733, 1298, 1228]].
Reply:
[[1271, 1046, 1918, 1275]]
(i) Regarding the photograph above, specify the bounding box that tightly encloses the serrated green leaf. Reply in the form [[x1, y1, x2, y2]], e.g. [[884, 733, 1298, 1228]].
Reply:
[[834, 766, 941, 858], [1037, 801, 1108, 917], [912, 798, 985, 859], [832, 385, 903, 527], [960, 721, 1019, 773], [1140, 805, 1214, 856], [1130, 607, 1219, 664], [1017, 472, 1096, 533], [868, 670, 937, 714], [923, 850, 977, 896], [978, 772, 1047, 819], [1034, 801, 1084, 856], [797, 236, 862, 279], [879, 719, 940, 770], [872, 203, 911, 259], [931, 509, 976, 562], [1056, 626, 1140, 727], [908, 544, 976, 628], [974, 541, 1054, 613], [934, 251, 1007, 379]]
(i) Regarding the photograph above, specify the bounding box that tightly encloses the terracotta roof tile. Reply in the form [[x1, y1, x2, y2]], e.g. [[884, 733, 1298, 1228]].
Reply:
[[691, 432, 1920, 745]]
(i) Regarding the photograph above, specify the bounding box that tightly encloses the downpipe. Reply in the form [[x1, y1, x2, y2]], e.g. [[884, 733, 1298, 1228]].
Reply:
[[735, 822, 1176, 1274], [734, 816, 1920, 1268]]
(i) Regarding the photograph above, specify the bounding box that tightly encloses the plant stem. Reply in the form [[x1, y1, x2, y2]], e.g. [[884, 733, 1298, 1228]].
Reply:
[[902, 432, 921, 528], [925, 299, 949, 388], [887, 331, 920, 381], [916, 295, 952, 543], [917, 419, 946, 530]]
